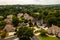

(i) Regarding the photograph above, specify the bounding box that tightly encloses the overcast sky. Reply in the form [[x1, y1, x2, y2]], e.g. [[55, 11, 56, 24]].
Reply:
[[0, 0, 60, 5]]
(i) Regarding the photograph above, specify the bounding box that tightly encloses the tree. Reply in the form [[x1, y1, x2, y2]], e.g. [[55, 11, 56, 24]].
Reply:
[[56, 17, 60, 27], [0, 20, 6, 30], [29, 20, 33, 27], [12, 15, 19, 26], [46, 16, 57, 27], [17, 27, 34, 40]]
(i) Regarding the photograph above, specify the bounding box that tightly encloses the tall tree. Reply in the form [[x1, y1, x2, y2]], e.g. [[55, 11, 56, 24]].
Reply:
[[17, 27, 34, 40]]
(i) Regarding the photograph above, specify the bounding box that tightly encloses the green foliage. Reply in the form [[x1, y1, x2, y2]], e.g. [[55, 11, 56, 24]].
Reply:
[[29, 21, 33, 27], [0, 21, 6, 30], [17, 27, 34, 40], [19, 17, 28, 23], [46, 16, 57, 27], [12, 15, 19, 26], [24, 20, 28, 23], [40, 29, 48, 36]]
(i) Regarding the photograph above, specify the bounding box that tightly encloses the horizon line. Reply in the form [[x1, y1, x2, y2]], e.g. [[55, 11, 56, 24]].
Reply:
[[0, 4, 60, 5]]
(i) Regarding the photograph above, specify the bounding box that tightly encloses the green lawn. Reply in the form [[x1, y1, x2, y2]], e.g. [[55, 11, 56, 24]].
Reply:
[[38, 35, 60, 40]]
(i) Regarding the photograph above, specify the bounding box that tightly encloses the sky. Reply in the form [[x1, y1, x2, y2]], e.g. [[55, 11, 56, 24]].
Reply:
[[0, 0, 60, 5]]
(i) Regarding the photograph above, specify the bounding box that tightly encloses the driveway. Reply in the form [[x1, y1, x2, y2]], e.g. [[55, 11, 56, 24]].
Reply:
[[32, 35, 39, 40]]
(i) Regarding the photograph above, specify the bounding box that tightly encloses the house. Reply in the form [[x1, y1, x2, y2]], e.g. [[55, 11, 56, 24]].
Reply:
[[24, 13, 30, 20], [7, 15, 13, 19], [17, 13, 24, 18], [3, 24, 15, 32], [35, 19, 47, 28], [24, 13, 29, 17], [48, 25, 60, 37], [4, 15, 13, 24], [4, 18, 12, 24], [24, 13, 34, 20], [24, 13, 35, 25]]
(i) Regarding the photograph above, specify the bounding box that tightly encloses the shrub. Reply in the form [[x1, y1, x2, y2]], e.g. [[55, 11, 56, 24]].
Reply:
[[40, 29, 48, 36], [12, 16, 19, 26], [0, 21, 6, 30]]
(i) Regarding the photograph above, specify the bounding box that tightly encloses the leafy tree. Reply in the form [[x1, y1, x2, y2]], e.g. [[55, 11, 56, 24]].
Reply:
[[0, 21, 6, 30], [24, 19, 28, 23], [17, 27, 34, 40], [12, 15, 19, 26], [46, 16, 57, 27], [29, 20, 33, 27], [56, 17, 60, 27]]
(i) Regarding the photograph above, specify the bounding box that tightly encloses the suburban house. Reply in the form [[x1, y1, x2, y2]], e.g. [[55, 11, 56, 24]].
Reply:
[[34, 19, 46, 28], [17, 13, 24, 18], [4, 15, 13, 24], [48, 25, 60, 37], [4, 15, 15, 32], [4, 18, 12, 24], [3, 24, 15, 32], [7, 15, 13, 19], [24, 13, 37, 26], [24, 13, 34, 20]]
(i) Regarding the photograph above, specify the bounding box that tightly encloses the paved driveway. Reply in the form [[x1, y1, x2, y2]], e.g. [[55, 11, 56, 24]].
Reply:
[[32, 35, 39, 40]]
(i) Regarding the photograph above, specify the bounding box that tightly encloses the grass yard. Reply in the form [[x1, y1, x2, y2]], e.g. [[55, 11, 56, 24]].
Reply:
[[38, 35, 60, 40]]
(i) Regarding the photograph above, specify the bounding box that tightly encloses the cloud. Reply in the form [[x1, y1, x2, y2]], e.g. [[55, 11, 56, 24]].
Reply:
[[0, 0, 19, 5], [0, 0, 60, 5], [35, 0, 60, 5]]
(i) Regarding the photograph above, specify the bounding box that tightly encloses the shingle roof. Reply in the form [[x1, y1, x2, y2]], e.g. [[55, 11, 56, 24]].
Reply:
[[17, 13, 24, 18], [3, 24, 15, 32], [48, 25, 60, 37]]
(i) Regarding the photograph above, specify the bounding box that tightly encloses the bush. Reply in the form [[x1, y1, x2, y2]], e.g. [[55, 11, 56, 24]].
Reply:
[[29, 21, 33, 27], [40, 29, 48, 36], [12, 16, 19, 26], [0, 21, 6, 30]]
